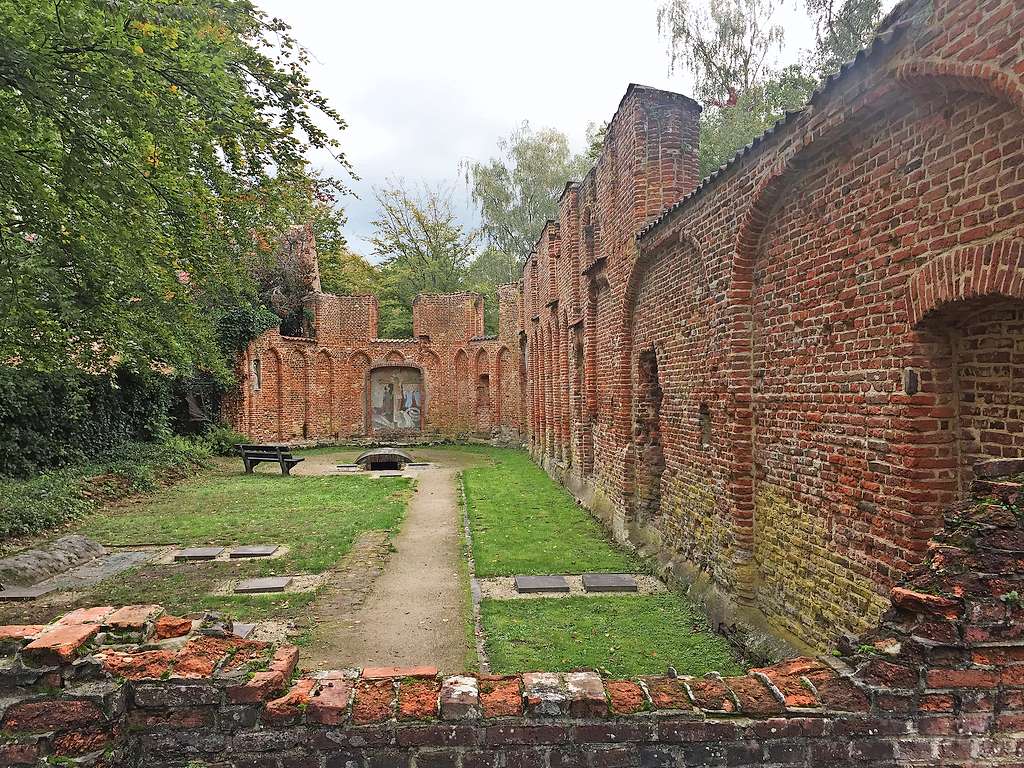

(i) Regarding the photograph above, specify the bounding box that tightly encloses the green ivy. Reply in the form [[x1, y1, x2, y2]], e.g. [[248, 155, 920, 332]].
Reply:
[[0, 367, 172, 477]]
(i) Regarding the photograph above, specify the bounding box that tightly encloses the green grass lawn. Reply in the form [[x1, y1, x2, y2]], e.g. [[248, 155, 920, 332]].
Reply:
[[481, 594, 743, 677], [76, 463, 410, 622], [462, 449, 637, 577]]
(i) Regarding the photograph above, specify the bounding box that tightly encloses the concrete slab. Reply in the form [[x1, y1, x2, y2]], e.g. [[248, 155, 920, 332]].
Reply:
[[0, 584, 56, 601], [229, 545, 279, 559], [174, 547, 224, 562], [232, 622, 256, 639], [581, 573, 638, 593], [514, 575, 570, 594], [234, 576, 291, 594]]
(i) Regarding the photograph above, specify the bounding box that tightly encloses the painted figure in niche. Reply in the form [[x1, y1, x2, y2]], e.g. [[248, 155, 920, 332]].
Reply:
[[370, 367, 423, 431]]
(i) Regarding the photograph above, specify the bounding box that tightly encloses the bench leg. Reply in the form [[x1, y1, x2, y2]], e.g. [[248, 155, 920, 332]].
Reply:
[[281, 460, 290, 476], [243, 458, 253, 474]]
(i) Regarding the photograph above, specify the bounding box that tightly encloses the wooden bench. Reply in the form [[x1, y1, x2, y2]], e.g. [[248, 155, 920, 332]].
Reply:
[[237, 444, 305, 476]]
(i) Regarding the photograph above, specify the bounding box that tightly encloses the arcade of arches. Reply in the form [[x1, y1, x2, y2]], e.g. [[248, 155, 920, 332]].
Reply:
[[229, 0, 1024, 650]]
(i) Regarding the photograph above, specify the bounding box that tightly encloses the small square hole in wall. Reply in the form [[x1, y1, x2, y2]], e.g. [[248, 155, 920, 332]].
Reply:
[[699, 403, 711, 449], [903, 367, 920, 396]]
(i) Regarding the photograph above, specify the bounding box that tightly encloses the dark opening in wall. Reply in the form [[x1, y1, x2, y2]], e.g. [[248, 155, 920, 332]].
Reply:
[[699, 403, 711, 449], [633, 349, 665, 525], [903, 368, 920, 396]]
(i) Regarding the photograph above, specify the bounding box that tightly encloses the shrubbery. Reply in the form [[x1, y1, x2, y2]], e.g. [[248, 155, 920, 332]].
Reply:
[[0, 368, 172, 477], [198, 425, 250, 456], [0, 438, 211, 545]]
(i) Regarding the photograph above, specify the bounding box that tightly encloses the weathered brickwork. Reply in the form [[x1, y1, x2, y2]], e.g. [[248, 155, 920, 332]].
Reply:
[[520, 0, 1024, 649], [227, 232, 523, 442], [2, 476, 1023, 766]]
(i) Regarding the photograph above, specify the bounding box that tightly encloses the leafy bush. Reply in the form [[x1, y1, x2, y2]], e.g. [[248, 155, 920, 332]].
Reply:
[[198, 425, 249, 456], [0, 438, 211, 545], [0, 367, 172, 477]]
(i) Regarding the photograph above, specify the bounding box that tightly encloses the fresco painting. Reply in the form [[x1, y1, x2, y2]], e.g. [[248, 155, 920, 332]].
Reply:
[[370, 366, 423, 432]]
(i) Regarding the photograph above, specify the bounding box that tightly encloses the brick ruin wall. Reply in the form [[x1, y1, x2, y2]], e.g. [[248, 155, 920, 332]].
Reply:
[[519, 0, 1024, 652], [3, 475, 1024, 766], [228, 257, 524, 442]]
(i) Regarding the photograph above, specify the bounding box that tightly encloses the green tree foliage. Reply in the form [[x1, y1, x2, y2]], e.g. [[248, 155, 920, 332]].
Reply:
[[806, 0, 884, 76], [0, 0, 349, 378], [0, 367, 171, 476], [658, 0, 785, 106], [370, 181, 480, 338], [658, 0, 885, 179], [697, 65, 817, 176], [318, 248, 381, 297], [464, 123, 590, 284]]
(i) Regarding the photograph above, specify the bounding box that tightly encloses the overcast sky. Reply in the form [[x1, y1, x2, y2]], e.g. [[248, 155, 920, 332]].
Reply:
[[256, 0, 897, 258]]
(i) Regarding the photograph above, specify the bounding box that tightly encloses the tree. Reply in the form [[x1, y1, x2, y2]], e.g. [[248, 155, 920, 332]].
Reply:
[[464, 123, 590, 283], [658, 0, 883, 178], [318, 248, 381, 297], [585, 121, 609, 162], [806, 0, 884, 76], [370, 181, 480, 338], [0, 0, 349, 378], [696, 65, 817, 177], [657, 0, 785, 106]]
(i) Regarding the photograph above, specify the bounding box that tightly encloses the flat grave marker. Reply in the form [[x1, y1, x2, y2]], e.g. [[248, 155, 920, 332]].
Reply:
[[514, 575, 570, 594], [581, 573, 638, 593], [0, 584, 56, 602], [229, 545, 279, 559], [174, 547, 224, 562], [234, 576, 291, 594]]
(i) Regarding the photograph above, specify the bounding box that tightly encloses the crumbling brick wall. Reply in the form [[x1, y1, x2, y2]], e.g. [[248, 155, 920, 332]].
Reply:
[[229, 256, 524, 441], [520, 0, 1024, 650], [3, 471, 1024, 766]]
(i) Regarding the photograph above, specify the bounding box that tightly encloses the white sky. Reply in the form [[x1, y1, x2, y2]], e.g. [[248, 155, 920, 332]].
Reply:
[[256, 0, 898, 257]]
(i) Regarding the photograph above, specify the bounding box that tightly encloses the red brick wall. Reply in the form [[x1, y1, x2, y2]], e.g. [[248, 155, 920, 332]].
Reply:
[[519, 0, 1024, 648], [4, 480, 1024, 767], [230, 283, 523, 441]]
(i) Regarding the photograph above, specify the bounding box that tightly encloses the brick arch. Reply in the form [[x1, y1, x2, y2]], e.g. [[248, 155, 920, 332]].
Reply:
[[313, 349, 335, 438], [384, 350, 405, 363], [287, 348, 310, 441], [908, 241, 1024, 326], [265, 347, 284, 442], [496, 345, 515, 428], [565, 307, 573, 462], [615, 232, 707, 506], [891, 60, 1024, 115], [474, 347, 489, 377], [719, 61, 1024, 602], [348, 351, 371, 369], [454, 348, 470, 429]]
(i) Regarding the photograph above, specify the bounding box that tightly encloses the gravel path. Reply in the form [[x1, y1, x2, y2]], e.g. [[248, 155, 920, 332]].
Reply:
[[306, 462, 470, 672]]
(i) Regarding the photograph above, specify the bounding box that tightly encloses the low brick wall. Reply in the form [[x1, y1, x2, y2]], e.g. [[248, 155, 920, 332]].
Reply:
[[3, 473, 1024, 766]]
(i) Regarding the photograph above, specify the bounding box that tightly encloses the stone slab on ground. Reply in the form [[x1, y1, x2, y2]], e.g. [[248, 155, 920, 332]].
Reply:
[[514, 575, 570, 594], [0, 584, 56, 602], [230, 545, 279, 559], [581, 573, 639, 593], [47, 551, 151, 591], [233, 622, 255, 639], [0, 535, 106, 588], [477, 574, 665, 600], [235, 577, 292, 594], [174, 547, 224, 562]]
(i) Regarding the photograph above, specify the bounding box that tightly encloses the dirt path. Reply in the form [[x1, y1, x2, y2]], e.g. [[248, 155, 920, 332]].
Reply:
[[306, 462, 470, 672]]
